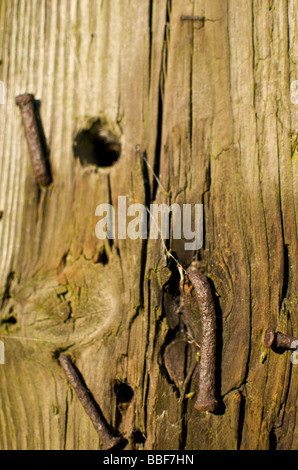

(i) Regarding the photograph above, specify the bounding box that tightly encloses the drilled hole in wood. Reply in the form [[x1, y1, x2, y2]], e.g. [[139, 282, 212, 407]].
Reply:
[[74, 120, 121, 168], [114, 381, 134, 404]]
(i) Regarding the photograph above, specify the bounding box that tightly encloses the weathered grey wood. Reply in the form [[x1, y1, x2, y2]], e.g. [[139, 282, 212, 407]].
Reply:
[[0, 0, 297, 450]]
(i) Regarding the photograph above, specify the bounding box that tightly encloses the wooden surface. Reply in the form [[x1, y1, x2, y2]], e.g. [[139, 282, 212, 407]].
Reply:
[[0, 0, 297, 450]]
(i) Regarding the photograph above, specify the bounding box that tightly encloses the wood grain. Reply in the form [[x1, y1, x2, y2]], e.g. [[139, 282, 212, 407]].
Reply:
[[0, 0, 297, 450]]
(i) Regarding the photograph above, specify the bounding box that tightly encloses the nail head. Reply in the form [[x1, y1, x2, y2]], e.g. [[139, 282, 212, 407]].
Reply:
[[264, 327, 275, 349]]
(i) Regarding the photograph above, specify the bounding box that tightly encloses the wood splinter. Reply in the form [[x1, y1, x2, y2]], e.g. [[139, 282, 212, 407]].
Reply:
[[178, 265, 218, 412]]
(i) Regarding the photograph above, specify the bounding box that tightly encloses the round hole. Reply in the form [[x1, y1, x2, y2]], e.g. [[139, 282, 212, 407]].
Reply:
[[114, 380, 134, 404], [74, 119, 121, 169]]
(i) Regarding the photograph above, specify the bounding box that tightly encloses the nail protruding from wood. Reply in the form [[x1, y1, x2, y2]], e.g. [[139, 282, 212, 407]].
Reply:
[[179, 266, 218, 412], [15, 93, 52, 187], [58, 353, 123, 450], [264, 327, 298, 350]]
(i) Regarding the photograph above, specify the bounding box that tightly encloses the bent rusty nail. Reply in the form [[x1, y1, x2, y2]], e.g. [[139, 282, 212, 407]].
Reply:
[[185, 269, 218, 412]]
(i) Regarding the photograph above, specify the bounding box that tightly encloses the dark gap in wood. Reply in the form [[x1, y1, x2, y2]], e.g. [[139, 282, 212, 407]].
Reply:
[[151, 2, 170, 201], [269, 427, 277, 450], [114, 380, 134, 404], [141, 150, 151, 209], [162, 258, 181, 329], [237, 390, 246, 449], [148, 0, 153, 92], [34, 99, 52, 183], [34, 185, 42, 224], [95, 246, 109, 265], [207, 276, 224, 414], [202, 159, 211, 252], [57, 251, 69, 274], [0, 271, 15, 309], [107, 175, 114, 250], [73, 120, 121, 168], [114, 380, 134, 433], [281, 243, 289, 304], [52, 346, 73, 360], [63, 393, 68, 450], [132, 428, 146, 445], [180, 394, 188, 450], [139, 149, 151, 306], [152, 85, 163, 201], [190, 21, 193, 147], [0, 315, 17, 325]]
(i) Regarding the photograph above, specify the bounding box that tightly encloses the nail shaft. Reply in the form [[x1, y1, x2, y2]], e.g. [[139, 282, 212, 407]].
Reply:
[[59, 353, 122, 450], [15, 93, 51, 187], [181, 268, 218, 412]]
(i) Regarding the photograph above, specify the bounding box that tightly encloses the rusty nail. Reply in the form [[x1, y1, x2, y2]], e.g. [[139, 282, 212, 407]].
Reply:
[[15, 93, 52, 187], [180, 267, 218, 412], [58, 353, 123, 450], [264, 327, 298, 350]]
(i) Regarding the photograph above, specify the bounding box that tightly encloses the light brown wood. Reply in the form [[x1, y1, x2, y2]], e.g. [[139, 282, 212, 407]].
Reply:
[[0, 0, 297, 450]]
